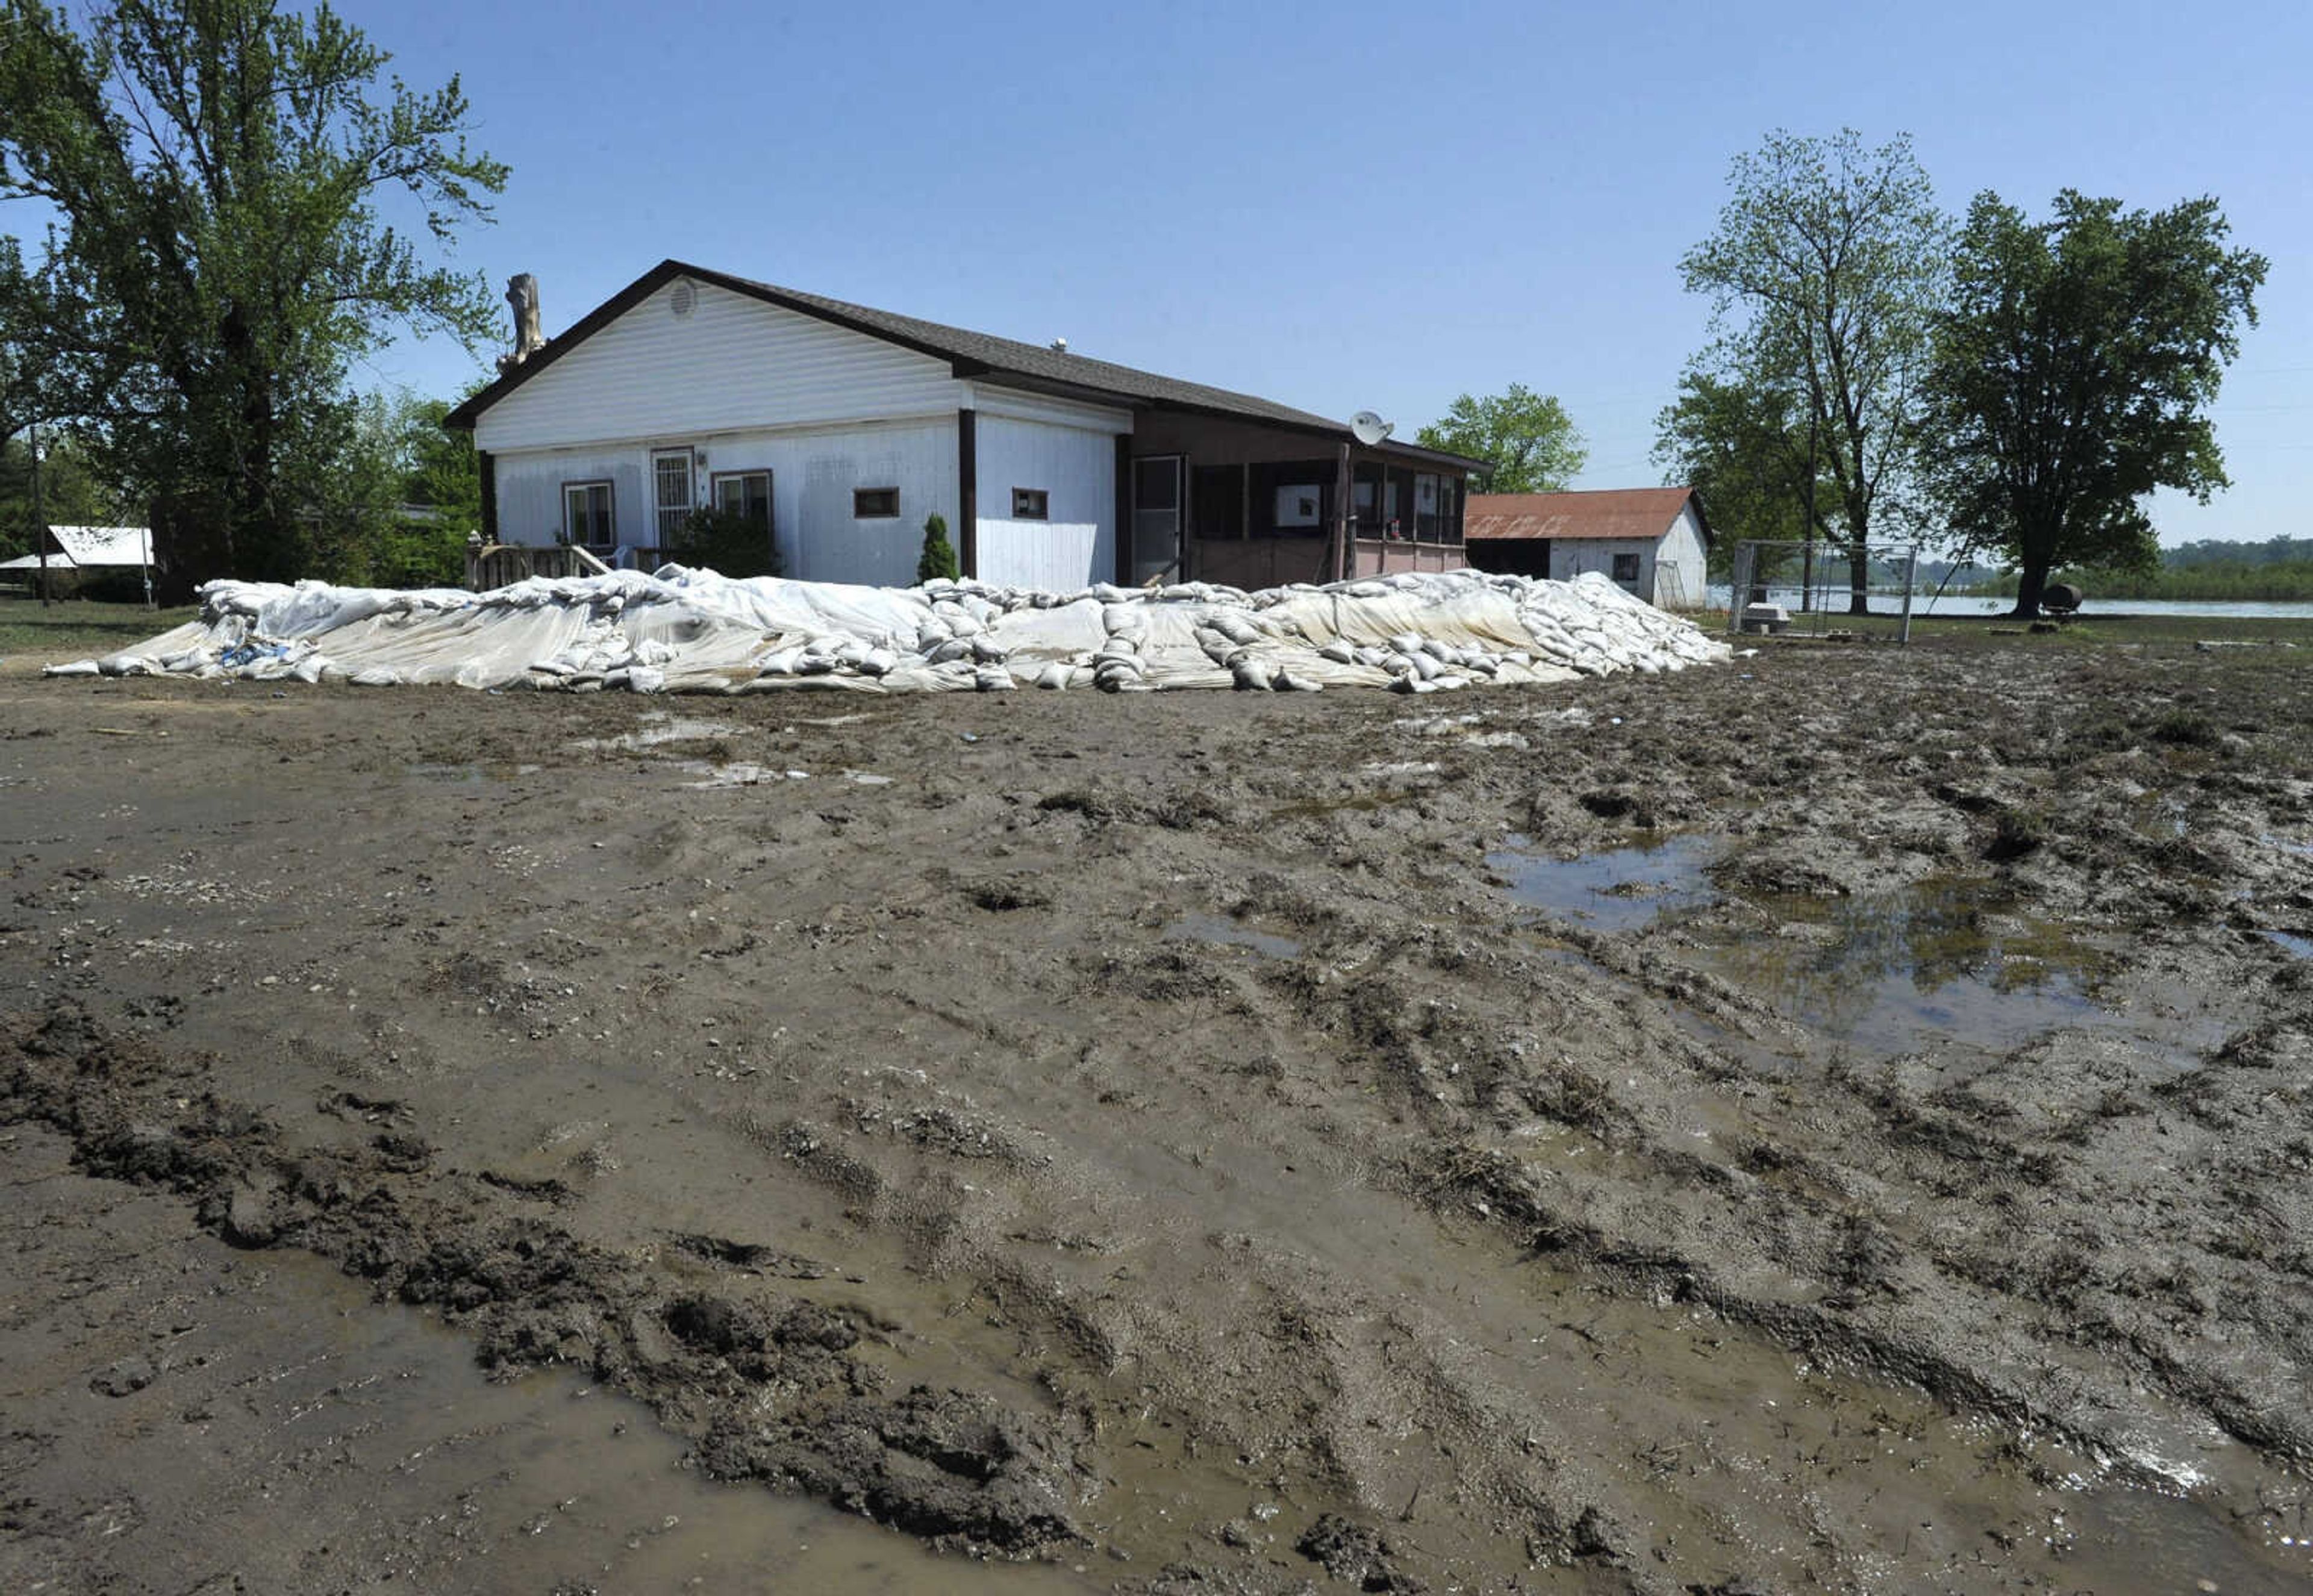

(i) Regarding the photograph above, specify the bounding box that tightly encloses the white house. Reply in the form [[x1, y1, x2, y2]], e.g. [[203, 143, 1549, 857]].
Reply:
[[1461, 488, 1712, 608], [445, 261, 1485, 591]]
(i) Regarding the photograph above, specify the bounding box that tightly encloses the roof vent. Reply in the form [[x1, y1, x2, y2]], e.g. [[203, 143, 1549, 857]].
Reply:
[[670, 279, 697, 319], [1049, 337, 1067, 354]]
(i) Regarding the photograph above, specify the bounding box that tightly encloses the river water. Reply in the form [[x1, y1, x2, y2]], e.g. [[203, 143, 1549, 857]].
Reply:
[[1707, 587, 2313, 620]]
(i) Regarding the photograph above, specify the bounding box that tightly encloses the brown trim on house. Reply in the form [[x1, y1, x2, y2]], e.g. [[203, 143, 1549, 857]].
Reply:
[[957, 408, 976, 580], [1113, 434, 1132, 586], [478, 450, 498, 542]]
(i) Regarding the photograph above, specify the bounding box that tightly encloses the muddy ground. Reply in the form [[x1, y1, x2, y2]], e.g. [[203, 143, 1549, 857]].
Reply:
[[2, 623, 2310, 1594]]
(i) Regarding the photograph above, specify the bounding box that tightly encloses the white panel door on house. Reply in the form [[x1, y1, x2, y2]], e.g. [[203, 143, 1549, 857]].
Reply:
[[1132, 455, 1183, 584]]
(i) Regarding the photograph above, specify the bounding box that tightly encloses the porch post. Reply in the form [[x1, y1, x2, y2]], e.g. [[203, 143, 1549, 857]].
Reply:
[[1114, 433, 1132, 585], [1332, 440, 1351, 582], [957, 408, 977, 581]]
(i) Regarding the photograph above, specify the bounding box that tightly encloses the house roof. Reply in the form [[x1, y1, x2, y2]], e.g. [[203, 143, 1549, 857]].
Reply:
[[0, 525, 152, 570], [445, 260, 1487, 472], [1464, 488, 1709, 546]]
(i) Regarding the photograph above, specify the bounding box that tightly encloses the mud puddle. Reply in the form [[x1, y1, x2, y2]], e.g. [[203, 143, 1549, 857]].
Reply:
[[1160, 911, 1303, 959], [1488, 831, 1720, 931], [1690, 876, 2241, 1065], [406, 760, 536, 784]]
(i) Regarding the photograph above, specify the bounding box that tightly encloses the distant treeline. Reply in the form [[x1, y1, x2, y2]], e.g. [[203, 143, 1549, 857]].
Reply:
[[1955, 537, 2313, 601]]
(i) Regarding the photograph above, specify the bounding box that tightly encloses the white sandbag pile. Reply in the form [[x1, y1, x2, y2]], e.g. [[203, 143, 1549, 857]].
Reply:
[[50, 566, 1728, 696]]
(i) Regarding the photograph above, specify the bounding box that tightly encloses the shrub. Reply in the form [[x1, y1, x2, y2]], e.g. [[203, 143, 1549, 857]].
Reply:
[[916, 513, 959, 585], [680, 502, 781, 579]]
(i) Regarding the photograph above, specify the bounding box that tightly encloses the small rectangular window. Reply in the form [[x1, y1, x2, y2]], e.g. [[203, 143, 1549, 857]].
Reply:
[[1011, 488, 1048, 520], [562, 481, 614, 549], [1612, 552, 1642, 582], [854, 487, 899, 519]]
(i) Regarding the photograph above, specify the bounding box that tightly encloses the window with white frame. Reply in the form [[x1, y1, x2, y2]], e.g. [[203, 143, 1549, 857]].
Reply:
[[713, 470, 772, 527], [562, 481, 614, 549], [1011, 487, 1048, 520], [652, 450, 695, 544]]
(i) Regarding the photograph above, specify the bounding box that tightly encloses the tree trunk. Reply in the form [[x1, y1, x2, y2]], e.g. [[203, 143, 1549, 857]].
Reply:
[[1847, 540, 1871, 616], [2009, 563, 2049, 620]]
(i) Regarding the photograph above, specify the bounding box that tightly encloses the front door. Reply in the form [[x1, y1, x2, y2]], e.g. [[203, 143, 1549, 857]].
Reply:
[[1132, 454, 1183, 585]]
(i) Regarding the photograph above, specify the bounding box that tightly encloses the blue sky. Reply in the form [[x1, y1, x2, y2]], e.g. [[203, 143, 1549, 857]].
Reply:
[[348, 0, 2309, 549]]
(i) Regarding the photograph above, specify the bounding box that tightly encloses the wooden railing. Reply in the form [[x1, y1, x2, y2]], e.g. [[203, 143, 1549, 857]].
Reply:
[[465, 543, 663, 591]]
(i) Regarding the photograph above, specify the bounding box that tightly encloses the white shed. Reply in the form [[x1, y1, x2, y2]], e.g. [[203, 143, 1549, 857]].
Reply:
[[1462, 488, 1712, 609]]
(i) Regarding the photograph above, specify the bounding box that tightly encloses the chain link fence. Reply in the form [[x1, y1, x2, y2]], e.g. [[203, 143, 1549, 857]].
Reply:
[[1723, 542, 1921, 643]]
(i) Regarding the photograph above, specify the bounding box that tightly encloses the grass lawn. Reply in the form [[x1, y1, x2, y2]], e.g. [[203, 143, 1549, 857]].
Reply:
[[0, 595, 195, 665]]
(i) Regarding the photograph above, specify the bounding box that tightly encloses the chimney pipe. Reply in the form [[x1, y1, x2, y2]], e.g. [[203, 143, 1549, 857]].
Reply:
[[499, 273, 545, 373]]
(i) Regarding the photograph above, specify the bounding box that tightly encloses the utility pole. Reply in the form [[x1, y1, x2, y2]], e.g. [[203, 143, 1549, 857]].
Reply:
[[1800, 406, 1816, 616], [30, 419, 49, 608]]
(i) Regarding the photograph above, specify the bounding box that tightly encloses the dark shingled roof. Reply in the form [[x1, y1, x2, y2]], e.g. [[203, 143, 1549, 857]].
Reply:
[[446, 260, 1487, 471]]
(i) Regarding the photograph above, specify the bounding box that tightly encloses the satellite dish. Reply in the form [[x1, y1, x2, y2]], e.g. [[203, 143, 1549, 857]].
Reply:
[[1350, 410, 1393, 447]]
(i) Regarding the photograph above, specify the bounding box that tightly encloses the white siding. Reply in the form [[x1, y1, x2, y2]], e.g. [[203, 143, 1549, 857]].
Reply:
[[495, 446, 649, 550], [973, 414, 1116, 590], [473, 278, 970, 454], [1653, 503, 1709, 607], [490, 417, 957, 588], [1550, 538, 1659, 599], [1548, 504, 1709, 608]]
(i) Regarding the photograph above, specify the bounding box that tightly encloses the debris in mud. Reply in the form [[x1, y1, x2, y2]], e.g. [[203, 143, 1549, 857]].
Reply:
[[1295, 1513, 1422, 1592]]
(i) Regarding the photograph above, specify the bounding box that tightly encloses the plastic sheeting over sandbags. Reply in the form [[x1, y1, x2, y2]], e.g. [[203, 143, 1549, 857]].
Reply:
[[49, 566, 1729, 695]]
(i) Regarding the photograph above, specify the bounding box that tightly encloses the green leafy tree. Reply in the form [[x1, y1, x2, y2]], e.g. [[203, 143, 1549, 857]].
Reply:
[[1651, 369, 1835, 579], [1414, 384, 1585, 493], [1922, 190, 2266, 617], [0, 0, 508, 596], [916, 512, 959, 584], [0, 429, 125, 559], [1678, 129, 1947, 613]]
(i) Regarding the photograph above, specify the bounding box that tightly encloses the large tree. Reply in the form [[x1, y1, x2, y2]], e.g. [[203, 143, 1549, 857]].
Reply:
[[1415, 382, 1587, 493], [1677, 129, 1947, 613], [0, 0, 506, 594], [1651, 367, 1836, 579], [1922, 190, 2265, 617]]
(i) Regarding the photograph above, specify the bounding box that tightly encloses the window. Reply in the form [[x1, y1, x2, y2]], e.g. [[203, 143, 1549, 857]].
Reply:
[[562, 481, 614, 549], [1011, 487, 1049, 520], [1612, 552, 1642, 583], [652, 450, 695, 544], [1413, 473, 1441, 541], [1274, 484, 1325, 530], [713, 470, 772, 528], [854, 487, 899, 519]]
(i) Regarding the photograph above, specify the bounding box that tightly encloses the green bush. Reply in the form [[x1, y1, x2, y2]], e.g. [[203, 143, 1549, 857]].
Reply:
[[681, 502, 782, 579], [916, 512, 960, 585]]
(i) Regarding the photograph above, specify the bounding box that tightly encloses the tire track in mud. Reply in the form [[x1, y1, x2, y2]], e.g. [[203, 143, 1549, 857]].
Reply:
[[0, 1001, 1099, 1559]]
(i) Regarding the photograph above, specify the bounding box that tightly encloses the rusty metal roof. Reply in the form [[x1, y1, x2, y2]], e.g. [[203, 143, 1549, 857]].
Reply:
[[1464, 488, 1707, 545]]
